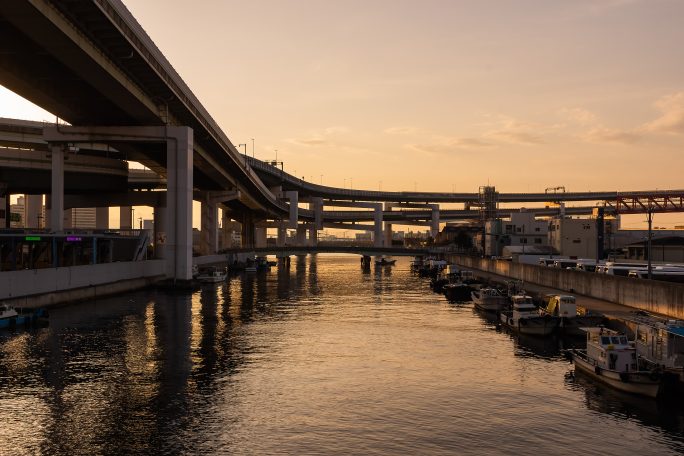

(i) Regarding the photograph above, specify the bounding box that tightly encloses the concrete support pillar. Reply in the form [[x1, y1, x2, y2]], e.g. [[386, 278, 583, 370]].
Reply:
[[0, 193, 7, 228], [285, 190, 298, 228], [50, 145, 64, 232], [165, 127, 193, 281], [120, 206, 133, 229], [255, 227, 267, 248], [276, 222, 287, 247], [431, 207, 440, 239], [308, 224, 318, 246], [241, 213, 255, 248], [296, 225, 307, 246], [96, 207, 109, 230], [154, 206, 166, 260], [200, 198, 218, 255], [25, 195, 42, 229], [374, 204, 383, 247], [383, 202, 394, 247], [311, 197, 324, 230]]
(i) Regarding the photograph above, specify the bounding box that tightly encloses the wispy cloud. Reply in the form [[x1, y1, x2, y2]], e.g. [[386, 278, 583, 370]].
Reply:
[[582, 127, 640, 144], [559, 107, 598, 126], [483, 118, 547, 145], [383, 126, 425, 135], [405, 136, 493, 156], [287, 126, 349, 147], [642, 92, 684, 134]]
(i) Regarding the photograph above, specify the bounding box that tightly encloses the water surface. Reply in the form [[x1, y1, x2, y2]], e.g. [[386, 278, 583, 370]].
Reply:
[[1, 255, 683, 455]]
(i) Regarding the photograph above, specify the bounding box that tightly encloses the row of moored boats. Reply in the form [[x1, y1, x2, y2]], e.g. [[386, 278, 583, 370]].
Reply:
[[412, 255, 684, 399]]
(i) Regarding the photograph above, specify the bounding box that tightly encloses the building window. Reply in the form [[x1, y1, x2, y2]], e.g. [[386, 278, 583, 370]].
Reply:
[[572, 239, 581, 244], [505, 225, 513, 233], [535, 227, 540, 232], [519, 238, 527, 243], [534, 238, 542, 244]]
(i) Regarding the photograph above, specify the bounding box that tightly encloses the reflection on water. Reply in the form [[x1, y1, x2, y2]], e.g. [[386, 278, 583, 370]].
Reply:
[[1, 254, 684, 455]]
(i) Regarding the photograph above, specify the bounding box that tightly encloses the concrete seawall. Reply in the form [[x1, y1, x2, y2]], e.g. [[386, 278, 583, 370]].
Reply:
[[0, 260, 165, 308], [448, 255, 684, 318]]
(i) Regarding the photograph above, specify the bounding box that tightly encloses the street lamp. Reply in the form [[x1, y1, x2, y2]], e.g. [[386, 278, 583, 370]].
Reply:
[[251, 138, 255, 158], [238, 143, 247, 158]]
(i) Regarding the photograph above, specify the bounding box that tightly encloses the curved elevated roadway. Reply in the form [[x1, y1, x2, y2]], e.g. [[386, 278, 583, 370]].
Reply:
[[248, 156, 684, 205], [0, 0, 287, 217]]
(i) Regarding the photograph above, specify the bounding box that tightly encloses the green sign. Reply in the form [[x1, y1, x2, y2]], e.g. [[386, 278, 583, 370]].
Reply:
[[25, 236, 41, 241]]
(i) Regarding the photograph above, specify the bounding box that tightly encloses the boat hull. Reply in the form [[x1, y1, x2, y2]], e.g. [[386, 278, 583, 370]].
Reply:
[[444, 284, 471, 302], [472, 292, 508, 312], [559, 315, 605, 336], [500, 312, 558, 336], [572, 350, 661, 398]]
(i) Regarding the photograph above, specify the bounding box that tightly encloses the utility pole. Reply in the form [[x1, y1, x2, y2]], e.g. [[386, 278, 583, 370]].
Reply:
[[647, 208, 653, 280]]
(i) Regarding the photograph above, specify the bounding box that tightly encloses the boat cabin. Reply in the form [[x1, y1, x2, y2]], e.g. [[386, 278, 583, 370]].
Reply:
[[545, 295, 577, 317], [439, 265, 460, 279], [584, 328, 637, 372], [511, 295, 538, 318], [634, 319, 684, 370]]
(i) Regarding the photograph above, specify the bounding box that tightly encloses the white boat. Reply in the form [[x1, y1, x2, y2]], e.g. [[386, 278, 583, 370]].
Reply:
[[499, 294, 558, 336], [541, 294, 604, 336], [631, 314, 684, 385], [375, 257, 396, 266], [471, 287, 509, 312], [572, 328, 662, 398], [196, 267, 227, 283]]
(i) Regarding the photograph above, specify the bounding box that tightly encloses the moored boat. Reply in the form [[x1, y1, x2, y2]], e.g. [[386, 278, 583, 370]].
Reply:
[[196, 267, 227, 283], [375, 257, 397, 266], [0, 305, 48, 329], [500, 294, 558, 336], [471, 287, 509, 312], [542, 294, 604, 336], [443, 282, 472, 302], [571, 328, 662, 398]]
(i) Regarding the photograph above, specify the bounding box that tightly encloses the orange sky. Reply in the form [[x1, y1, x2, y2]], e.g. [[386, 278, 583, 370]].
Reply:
[[1, 0, 684, 229]]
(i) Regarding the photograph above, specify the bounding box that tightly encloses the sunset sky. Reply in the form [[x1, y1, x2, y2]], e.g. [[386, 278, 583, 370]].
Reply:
[[1, 0, 683, 228]]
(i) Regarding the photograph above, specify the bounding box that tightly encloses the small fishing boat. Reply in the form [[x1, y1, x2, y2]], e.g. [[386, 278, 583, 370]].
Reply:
[[500, 294, 558, 336], [0, 305, 48, 329], [541, 295, 604, 336], [471, 287, 509, 312], [443, 282, 472, 302], [375, 257, 397, 266], [572, 328, 662, 398], [431, 265, 459, 293], [196, 267, 227, 283]]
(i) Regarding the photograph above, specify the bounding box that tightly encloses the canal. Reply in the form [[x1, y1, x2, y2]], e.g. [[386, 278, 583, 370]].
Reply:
[[1, 254, 684, 455]]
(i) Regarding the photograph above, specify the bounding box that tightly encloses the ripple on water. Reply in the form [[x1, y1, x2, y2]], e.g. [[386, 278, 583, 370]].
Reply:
[[1, 254, 684, 455]]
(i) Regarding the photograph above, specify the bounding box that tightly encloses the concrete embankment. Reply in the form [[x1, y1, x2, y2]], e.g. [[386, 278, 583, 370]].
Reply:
[[448, 254, 684, 319], [0, 260, 165, 308]]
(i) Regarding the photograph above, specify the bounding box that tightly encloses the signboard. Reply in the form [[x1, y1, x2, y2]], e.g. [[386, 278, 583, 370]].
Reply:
[[10, 212, 21, 222]]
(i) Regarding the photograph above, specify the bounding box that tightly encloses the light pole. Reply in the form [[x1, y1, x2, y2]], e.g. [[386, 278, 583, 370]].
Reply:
[[138, 217, 143, 230], [647, 207, 653, 280], [251, 138, 255, 158], [320, 174, 323, 185]]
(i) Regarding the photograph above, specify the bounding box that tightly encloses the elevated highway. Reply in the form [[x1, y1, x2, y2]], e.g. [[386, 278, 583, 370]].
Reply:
[[0, 0, 286, 217]]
